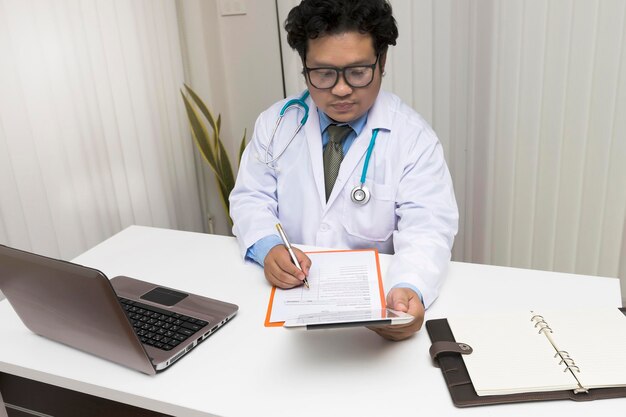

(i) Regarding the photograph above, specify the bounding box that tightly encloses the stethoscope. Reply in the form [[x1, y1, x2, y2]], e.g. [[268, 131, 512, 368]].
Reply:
[[350, 128, 378, 205], [264, 90, 377, 205]]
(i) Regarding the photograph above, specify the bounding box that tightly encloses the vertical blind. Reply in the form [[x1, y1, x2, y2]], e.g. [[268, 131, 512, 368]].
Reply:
[[0, 0, 203, 262], [1, 0, 625, 291]]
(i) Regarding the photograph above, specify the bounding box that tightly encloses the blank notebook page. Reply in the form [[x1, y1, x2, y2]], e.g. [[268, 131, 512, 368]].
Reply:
[[448, 311, 577, 396]]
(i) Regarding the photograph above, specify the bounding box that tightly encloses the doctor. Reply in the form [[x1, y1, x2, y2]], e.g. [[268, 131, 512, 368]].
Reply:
[[230, 0, 458, 341]]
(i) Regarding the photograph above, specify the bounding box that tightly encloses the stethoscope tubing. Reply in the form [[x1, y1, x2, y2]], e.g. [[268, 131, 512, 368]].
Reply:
[[264, 91, 310, 167], [265, 90, 378, 205], [360, 129, 378, 184]]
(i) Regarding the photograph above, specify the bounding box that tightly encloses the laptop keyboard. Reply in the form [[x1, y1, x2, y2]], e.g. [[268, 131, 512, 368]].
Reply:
[[119, 298, 208, 351]]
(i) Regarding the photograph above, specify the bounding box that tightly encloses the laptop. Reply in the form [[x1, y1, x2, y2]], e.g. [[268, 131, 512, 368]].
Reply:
[[0, 244, 238, 375]]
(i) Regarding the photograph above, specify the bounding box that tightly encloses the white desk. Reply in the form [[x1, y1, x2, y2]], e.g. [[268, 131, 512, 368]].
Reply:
[[0, 225, 623, 416]]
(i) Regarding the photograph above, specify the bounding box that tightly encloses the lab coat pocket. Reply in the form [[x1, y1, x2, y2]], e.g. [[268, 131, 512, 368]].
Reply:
[[343, 182, 396, 242]]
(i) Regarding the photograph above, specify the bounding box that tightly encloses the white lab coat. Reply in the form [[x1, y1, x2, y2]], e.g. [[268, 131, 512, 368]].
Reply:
[[230, 91, 458, 308]]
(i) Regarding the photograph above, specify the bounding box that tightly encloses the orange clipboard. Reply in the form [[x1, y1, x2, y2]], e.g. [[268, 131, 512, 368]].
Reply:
[[264, 248, 386, 327]]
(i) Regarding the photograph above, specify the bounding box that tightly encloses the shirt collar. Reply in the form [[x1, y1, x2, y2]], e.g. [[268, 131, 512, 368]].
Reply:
[[318, 110, 369, 137]]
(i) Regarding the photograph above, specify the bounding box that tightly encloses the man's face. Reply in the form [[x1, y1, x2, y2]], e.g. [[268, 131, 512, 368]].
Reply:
[[304, 32, 384, 123]]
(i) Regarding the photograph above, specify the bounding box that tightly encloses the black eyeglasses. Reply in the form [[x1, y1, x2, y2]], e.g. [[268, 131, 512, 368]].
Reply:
[[303, 55, 380, 89]]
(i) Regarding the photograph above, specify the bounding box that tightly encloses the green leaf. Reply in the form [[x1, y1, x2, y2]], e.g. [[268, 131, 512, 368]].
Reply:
[[214, 114, 222, 163], [181, 90, 227, 189], [184, 83, 218, 134], [238, 129, 247, 163], [216, 138, 235, 197]]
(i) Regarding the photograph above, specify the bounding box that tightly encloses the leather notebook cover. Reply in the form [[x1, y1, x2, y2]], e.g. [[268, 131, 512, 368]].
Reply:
[[425, 318, 626, 407]]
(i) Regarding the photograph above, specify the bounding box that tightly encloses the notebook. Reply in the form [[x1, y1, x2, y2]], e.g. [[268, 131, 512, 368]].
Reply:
[[0, 244, 238, 375], [426, 308, 626, 407]]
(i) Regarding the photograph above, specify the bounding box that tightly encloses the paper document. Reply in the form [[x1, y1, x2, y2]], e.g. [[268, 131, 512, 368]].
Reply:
[[265, 249, 385, 327]]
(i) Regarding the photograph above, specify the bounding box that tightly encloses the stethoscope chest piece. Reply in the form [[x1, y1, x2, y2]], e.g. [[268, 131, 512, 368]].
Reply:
[[348, 128, 380, 206], [351, 184, 371, 205]]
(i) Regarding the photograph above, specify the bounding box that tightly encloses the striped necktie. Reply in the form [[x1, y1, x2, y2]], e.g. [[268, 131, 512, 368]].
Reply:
[[323, 124, 353, 201]]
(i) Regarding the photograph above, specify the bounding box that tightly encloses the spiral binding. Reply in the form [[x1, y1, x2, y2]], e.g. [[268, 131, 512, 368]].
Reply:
[[530, 314, 553, 334], [554, 351, 580, 373], [530, 311, 588, 393]]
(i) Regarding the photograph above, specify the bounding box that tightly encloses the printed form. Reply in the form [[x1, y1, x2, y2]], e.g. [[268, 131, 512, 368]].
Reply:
[[265, 249, 386, 326]]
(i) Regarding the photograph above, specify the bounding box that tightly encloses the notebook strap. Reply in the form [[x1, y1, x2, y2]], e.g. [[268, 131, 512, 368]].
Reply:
[[429, 341, 473, 367]]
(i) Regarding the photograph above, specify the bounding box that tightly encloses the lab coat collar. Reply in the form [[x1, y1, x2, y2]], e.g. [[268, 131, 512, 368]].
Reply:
[[303, 91, 394, 211]]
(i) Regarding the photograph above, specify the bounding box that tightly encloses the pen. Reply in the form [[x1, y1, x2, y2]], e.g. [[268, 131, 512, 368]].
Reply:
[[275, 223, 310, 289]]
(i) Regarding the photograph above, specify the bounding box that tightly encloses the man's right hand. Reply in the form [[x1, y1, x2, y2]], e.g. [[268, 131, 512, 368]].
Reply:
[[263, 245, 311, 288]]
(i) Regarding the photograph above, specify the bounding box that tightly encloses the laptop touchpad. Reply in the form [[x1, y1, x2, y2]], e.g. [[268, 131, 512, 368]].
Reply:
[[141, 287, 189, 306]]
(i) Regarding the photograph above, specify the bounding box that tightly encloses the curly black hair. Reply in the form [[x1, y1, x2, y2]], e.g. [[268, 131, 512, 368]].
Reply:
[[285, 0, 398, 61]]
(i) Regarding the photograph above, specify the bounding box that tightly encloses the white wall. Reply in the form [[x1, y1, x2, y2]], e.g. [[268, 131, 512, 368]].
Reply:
[[0, 0, 203, 261], [0, 0, 286, 305], [177, 0, 284, 236]]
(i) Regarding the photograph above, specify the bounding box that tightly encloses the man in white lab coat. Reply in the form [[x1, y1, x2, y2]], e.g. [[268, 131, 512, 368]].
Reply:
[[230, 0, 458, 340]]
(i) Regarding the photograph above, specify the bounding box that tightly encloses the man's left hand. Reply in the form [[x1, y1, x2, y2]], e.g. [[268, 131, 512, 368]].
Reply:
[[368, 287, 425, 341]]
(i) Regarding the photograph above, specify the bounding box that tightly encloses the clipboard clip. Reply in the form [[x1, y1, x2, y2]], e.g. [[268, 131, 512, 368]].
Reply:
[[429, 341, 473, 367]]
